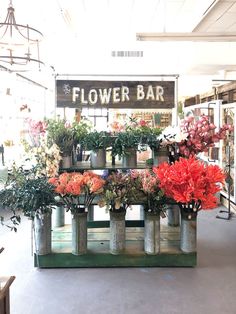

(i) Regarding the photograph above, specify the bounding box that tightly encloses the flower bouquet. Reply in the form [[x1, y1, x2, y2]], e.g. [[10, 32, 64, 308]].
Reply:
[[177, 115, 233, 158], [131, 169, 166, 215], [153, 157, 226, 253], [153, 156, 225, 218], [98, 170, 136, 212], [131, 169, 167, 254], [49, 171, 105, 213], [98, 170, 137, 254]]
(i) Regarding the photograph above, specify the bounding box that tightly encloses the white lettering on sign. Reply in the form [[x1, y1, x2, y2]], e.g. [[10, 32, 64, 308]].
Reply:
[[113, 87, 121, 103], [137, 85, 145, 100], [99, 88, 112, 104], [72, 86, 130, 105], [121, 86, 130, 102], [89, 89, 98, 105], [72, 87, 80, 102], [81, 89, 88, 104], [137, 85, 164, 101], [72, 84, 164, 105]]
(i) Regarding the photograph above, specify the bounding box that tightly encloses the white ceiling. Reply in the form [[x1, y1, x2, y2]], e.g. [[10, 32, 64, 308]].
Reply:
[[1, 0, 236, 98]]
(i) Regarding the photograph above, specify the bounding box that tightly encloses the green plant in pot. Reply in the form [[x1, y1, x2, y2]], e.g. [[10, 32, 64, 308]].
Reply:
[[81, 130, 111, 167], [131, 118, 162, 147], [111, 131, 140, 167], [112, 130, 139, 162], [0, 165, 55, 218], [45, 118, 74, 168], [71, 119, 92, 161], [0, 165, 55, 254]]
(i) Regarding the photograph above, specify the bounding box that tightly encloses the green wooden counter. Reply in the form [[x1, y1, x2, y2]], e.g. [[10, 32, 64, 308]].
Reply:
[[34, 221, 197, 268]]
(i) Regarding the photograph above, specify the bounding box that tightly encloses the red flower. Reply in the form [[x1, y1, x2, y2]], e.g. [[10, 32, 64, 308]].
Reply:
[[153, 157, 225, 210], [139, 119, 147, 127]]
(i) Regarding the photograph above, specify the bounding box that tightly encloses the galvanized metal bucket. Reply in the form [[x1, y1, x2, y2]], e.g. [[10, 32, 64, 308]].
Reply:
[[90, 149, 106, 168], [109, 211, 126, 255], [167, 204, 180, 226], [52, 206, 65, 228], [122, 148, 137, 168], [180, 217, 197, 253], [61, 155, 72, 169], [34, 213, 52, 255], [72, 212, 88, 255], [152, 147, 169, 166], [144, 211, 160, 255]]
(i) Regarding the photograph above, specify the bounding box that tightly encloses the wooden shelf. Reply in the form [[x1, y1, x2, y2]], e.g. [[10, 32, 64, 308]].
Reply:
[[34, 223, 197, 268], [60, 161, 148, 171]]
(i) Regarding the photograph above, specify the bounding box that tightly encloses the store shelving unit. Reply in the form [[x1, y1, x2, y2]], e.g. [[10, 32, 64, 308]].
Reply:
[[34, 162, 197, 268]]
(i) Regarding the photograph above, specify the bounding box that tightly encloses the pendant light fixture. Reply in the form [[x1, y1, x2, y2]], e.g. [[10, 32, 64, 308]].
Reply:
[[0, 1, 44, 69]]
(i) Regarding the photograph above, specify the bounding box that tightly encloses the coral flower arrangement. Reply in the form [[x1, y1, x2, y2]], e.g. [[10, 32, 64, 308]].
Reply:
[[49, 171, 105, 213], [153, 157, 225, 217]]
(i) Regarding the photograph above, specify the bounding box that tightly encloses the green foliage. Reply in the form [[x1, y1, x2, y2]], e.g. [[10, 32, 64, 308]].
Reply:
[[111, 131, 140, 158], [81, 131, 111, 151], [45, 118, 74, 155], [71, 119, 92, 145], [0, 166, 55, 220], [111, 117, 163, 157], [146, 134, 162, 151]]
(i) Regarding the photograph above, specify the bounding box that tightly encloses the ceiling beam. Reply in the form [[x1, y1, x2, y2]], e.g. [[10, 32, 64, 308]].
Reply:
[[136, 32, 236, 42]]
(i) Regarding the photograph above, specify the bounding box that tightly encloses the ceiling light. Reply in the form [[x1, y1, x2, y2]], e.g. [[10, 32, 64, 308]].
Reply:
[[0, 1, 44, 69], [136, 32, 236, 42]]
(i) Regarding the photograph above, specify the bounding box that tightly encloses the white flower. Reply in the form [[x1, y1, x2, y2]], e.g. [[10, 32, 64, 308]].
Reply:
[[21, 136, 61, 177], [158, 126, 187, 144]]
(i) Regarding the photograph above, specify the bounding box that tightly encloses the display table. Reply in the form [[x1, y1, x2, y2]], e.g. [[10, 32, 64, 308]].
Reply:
[[34, 220, 197, 268], [34, 163, 197, 268], [0, 276, 15, 314]]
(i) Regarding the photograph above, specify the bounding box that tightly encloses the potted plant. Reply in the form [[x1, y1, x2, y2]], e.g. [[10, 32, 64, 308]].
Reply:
[[71, 119, 92, 162], [111, 117, 163, 167], [131, 169, 166, 254], [112, 131, 140, 167], [81, 130, 111, 168], [98, 170, 137, 254], [45, 118, 74, 168], [153, 157, 225, 253], [0, 165, 55, 255], [131, 118, 162, 147], [49, 171, 105, 255]]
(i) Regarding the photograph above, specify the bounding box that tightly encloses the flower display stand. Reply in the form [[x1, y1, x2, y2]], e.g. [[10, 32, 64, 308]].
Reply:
[[34, 163, 197, 268], [34, 217, 197, 268]]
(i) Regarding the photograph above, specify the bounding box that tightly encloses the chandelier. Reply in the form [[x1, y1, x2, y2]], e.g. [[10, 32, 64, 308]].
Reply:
[[0, 1, 44, 69]]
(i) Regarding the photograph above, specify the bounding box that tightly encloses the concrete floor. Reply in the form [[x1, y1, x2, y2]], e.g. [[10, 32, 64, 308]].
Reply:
[[1, 205, 236, 314]]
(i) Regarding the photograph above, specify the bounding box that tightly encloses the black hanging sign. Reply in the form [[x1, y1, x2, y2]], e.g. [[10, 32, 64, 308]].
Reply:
[[56, 80, 175, 109]]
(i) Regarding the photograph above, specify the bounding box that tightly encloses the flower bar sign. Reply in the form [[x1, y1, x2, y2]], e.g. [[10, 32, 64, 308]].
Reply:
[[56, 80, 175, 109]]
